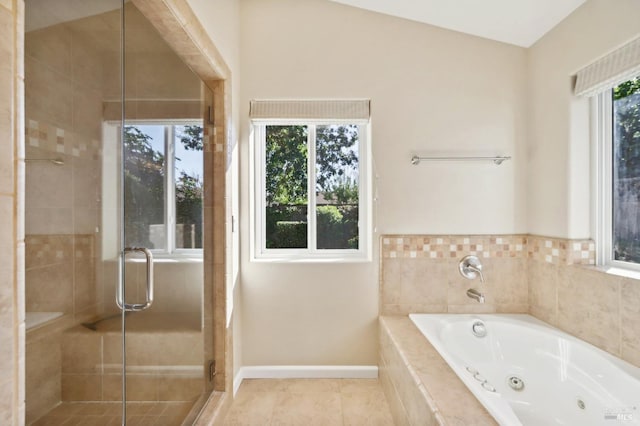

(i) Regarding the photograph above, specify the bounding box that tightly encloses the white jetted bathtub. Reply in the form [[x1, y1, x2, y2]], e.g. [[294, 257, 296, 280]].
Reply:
[[409, 314, 640, 426]]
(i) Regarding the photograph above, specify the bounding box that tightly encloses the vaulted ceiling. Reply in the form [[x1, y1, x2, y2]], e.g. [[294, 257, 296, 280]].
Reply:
[[329, 0, 588, 47]]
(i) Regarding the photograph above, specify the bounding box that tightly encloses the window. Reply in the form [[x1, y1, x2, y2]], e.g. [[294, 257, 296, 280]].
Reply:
[[123, 123, 204, 255], [596, 76, 640, 268], [252, 117, 371, 261]]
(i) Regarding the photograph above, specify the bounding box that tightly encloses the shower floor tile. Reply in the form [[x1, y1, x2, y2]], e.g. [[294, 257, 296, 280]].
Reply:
[[222, 379, 394, 426], [31, 401, 195, 426]]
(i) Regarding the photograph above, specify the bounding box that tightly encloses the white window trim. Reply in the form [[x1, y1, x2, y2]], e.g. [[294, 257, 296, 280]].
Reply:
[[593, 89, 640, 272], [250, 120, 372, 263]]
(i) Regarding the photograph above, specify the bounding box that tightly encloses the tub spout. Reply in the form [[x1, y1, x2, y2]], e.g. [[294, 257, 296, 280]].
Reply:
[[467, 288, 485, 303]]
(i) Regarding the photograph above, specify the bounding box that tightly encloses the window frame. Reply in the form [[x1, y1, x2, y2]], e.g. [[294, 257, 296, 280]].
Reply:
[[122, 120, 204, 258], [250, 119, 372, 262], [593, 85, 640, 272]]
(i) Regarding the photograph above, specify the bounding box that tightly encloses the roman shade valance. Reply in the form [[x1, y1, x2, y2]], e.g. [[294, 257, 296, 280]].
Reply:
[[574, 35, 640, 97], [249, 99, 370, 121]]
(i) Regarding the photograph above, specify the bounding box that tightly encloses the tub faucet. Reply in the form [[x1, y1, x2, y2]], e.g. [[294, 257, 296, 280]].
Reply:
[[466, 288, 485, 304], [466, 263, 485, 283], [459, 255, 485, 283]]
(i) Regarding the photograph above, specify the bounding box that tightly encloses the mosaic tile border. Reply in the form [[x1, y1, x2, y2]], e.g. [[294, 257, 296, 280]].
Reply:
[[527, 235, 595, 266], [381, 234, 595, 265], [26, 234, 95, 270], [26, 119, 100, 159], [381, 235, 527, 259]]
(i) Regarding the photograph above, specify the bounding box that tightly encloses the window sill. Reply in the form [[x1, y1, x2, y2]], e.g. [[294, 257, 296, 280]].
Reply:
[[251, 254, 371, 264], [579, 264, 640, 281]]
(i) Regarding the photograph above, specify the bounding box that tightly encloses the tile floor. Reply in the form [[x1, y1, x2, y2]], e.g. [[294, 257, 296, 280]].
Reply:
[[223, 379, 394, 425], [30, 401, 195, 426]]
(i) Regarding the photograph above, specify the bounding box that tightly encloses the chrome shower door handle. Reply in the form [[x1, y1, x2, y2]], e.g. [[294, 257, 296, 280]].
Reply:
[[117, 247, 154, 312]]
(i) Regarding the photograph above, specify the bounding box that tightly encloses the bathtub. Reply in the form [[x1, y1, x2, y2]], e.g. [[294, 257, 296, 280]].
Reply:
[[409, 314, 640, 426]]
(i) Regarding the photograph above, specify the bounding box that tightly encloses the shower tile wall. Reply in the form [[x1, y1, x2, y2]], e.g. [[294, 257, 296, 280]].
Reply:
[[25, 21, 104, 322], [0, 0, 25, 424], [23, 17, 105, 423], [25, 235, 96, 316]]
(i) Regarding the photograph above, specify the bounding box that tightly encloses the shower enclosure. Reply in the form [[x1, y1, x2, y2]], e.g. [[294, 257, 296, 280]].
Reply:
[[24, 1, 218, 424]]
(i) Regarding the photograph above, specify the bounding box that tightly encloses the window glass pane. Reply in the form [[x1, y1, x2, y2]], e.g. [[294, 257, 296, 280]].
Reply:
[[315, 124, 359, 250], [175, 124, 204, 249], [265, 125, 308, 248], [123, 125, 166, 250], [613, 77, 640, 263]]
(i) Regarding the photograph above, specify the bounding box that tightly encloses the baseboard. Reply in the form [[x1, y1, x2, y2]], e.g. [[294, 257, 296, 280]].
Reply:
[[233, 365, 378, 396]]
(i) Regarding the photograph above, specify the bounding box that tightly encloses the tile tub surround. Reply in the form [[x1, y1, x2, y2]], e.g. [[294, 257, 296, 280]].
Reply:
[[380, 235, 530, 315], [528, 256, 640, 369], [380, 234, 596, 315], [379, 316, 496, 425]]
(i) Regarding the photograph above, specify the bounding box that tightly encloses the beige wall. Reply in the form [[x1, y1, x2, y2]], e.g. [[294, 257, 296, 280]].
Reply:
[[527, 0, 640, 239], [239, 0, 527, 366], [0, 0, 25, 424]]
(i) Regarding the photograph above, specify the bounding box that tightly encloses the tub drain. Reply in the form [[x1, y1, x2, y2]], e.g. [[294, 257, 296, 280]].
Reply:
[[507, 376, 525, 391]]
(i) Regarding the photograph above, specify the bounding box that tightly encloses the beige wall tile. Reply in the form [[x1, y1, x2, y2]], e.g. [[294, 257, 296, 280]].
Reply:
[[380, 258, 401, 306], [101, 375, 122, 402], [71, 34, 104, 91], [61, 330, 102, 374], [400, 259, 448, 306], [26, 333, 61, 422], [102, 374, 158, 402], [378, 356, 410, 426], [134, 52, 201, 101], [381, 303, 448, 315], [72, 88, 103, 140], [487, 258, 528, 306], [379, 326, 437, 426], [25, 235, 74, 269], [621, 278, 640, 368], [61, 374, 102, 401], [157, 376, 202, 401], [25, 57, 73, 129], [0, 5, 12, 196], [557, 266, 621, 356], [25, 158, 73, 209], [25, 26, 72, 76], [527, 259, 559, 325], [25, 262, 74, 312], [26, 208, 74, 235], [153, 332, 203, 366]]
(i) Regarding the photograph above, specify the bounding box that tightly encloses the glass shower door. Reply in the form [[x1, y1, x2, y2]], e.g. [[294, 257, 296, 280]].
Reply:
[[118, 2, 206, 424]]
